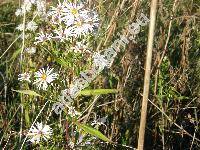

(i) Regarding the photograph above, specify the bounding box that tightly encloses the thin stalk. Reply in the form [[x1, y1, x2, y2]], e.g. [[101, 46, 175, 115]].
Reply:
[[19, 5, 26, 142], [137, 0, 158, 149]]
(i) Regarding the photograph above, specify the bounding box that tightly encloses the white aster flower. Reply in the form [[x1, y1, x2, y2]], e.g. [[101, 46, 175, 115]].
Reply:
[[16, 23, 24, 31], [91, 117, 107, 128], [21, 2, 32, 12], [15, 8, 23, 16], [18, 72, 31, 82], [93, 52, 108, 68], [34, 31, 53, 45], [63, 1, 84, 12], [67, 10, 99, 37], [34, 32, 46, 44], [61, 1, 84, 26], [26, 21, 38, 31], [25, 47, 36, 54], [47, 1, 64, 25], [36, 0, 46, 12], [68, 106, 81, 117], [68, 20, 94, 37], [36, 0, 46, 16], [33, 67, 58, 90], [91, 120, 103, 126], [27, 122, 53, 144]]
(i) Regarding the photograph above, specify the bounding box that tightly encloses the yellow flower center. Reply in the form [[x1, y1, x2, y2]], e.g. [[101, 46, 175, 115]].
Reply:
[[70, 8, 78, 15], [75, 21, 82, 27], [41, 73, 47, 80]]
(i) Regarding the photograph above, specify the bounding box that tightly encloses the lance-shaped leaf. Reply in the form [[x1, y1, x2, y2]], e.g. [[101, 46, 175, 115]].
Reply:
[[12, 89, 42, 97], [75, 122, 112, 143], [79, 89, 118, 96]]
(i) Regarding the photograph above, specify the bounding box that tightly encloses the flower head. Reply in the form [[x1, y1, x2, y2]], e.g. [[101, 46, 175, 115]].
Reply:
[[68, 20, 94, 37], [34, 31, 53, 45], [25, 47, 36, 54], [68, 106, 81, 117], [18, 72, 31, 82], [26, 21, 38, 31], [21, 2, 32, 12], [36, 0, 46, 13], [27, 122, 53, 143], [33, 67, 58, 90], [47, 1, 64, 25], [15, 9, 23, 16], [61, 2, 84, 26], [16, 23, 24, 31], [91, 117, 107, 128]]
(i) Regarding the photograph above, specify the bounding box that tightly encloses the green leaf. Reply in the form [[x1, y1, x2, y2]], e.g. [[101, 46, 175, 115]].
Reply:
[[24, 108, 30, 126], [12, 89, 42, 97], [75, 122, 112, 143], [175, 95, 189, 100], [55, 58, 68, 67], [79, 89, 118, 96]]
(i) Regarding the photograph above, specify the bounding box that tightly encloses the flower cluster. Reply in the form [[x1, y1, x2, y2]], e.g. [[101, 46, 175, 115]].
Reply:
[[14, 0, 116, 148], [35, 0, 99, 44], [18, 67, 58, 90], [15, 0, 47, 56], [52, 13, 150, 116], [17, 21, 38, 32], [15, 0, 46, 17], [15, 0, 46, 32]]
